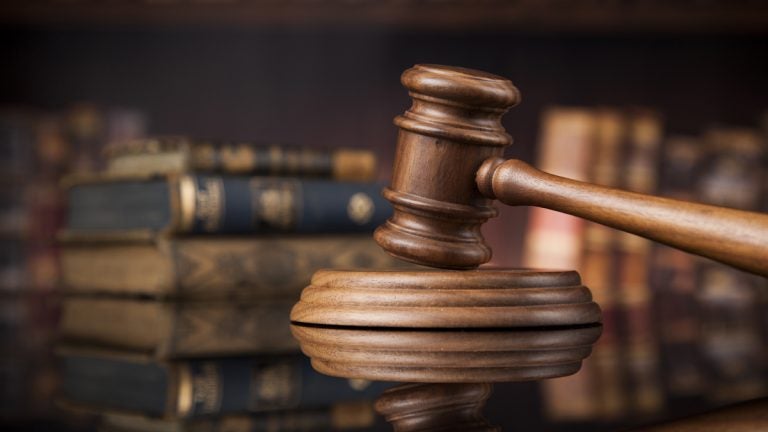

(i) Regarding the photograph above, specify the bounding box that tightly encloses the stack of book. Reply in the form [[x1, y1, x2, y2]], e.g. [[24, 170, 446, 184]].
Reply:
[[526, 106, 768, 427], [56, 137, 409, 431], [0, 105, 146, 427], [654, 127, 767, 410], [0, 109, 63, 424], [524, 106, 665, 423]]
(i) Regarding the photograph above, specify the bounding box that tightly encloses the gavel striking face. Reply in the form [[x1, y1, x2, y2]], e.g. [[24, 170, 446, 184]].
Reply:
[[375, 64, 768, 276]]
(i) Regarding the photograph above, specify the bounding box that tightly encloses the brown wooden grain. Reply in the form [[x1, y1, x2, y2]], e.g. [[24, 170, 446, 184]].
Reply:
[[376, 64, 768, 275], [373, 64, 519, 269], [375, 383, 500, 432], [290, 324, 600, 382], [477, 158, 768, 276], [289, 269, 602, 383], [291, 269, 600, 328]]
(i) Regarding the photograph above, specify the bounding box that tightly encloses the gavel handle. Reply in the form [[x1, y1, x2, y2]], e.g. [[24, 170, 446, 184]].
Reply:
[[477, 158, 768, 277]]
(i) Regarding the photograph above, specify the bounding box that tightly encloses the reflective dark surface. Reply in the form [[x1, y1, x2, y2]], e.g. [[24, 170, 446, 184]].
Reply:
[[2, 7, 768, 431]]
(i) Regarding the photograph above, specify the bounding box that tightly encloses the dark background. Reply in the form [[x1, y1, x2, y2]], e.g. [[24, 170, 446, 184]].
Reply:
[[2, 3, 768, 430], [3, 28, 768, 265]]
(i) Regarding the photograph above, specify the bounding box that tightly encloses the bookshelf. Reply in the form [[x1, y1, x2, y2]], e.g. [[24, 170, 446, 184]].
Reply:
[[4, 28, 768, 263], [1, 3, 768, 431]]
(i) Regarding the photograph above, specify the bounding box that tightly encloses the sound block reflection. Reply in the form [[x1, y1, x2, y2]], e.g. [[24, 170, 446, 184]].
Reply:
[[375, 383, 500, 432], [290, 269, 602, 383]]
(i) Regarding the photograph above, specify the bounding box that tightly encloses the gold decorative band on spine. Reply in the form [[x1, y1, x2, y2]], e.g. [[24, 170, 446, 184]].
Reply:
[[176, 364, 193, 417], [332, 150, 377, 182], [177, 175, 197, 232]]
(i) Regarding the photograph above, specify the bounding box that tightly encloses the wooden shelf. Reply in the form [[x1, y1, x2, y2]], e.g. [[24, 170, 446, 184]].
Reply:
[[2, 1, 768, 33]]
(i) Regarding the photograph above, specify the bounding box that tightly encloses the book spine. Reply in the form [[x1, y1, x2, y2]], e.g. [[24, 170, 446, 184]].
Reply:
[[1, 111, 67, 292], [58, 298, 298, 357], [526, 107, 599, 421], [191, 143, 325, 177], [0, 110, 68, 418], [652, 136, 706, 405], [60, 235, 411, 298], [616, 108, 664, 416], [581, 109, 627, 420], [695, 128, 767, 403], [66, 104, 105, 174], [695, 262, 766, 403], [106, 138, 376, 182], [168, 236, 411, 298], [191, 143, 376, 183], [67, 176, 391, 234], [171, 176, 391, 234], [164, 301, 298, 357], [0, 238, 25, 291], [61, 353, 174, 416]]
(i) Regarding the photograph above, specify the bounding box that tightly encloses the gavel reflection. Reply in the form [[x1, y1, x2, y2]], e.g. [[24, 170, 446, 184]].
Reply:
[[291, 65, 768, 430]]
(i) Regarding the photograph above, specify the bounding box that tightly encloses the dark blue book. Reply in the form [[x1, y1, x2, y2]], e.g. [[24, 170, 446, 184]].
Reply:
[[65, 175, 391, 234], [59, 350, 394, 418]]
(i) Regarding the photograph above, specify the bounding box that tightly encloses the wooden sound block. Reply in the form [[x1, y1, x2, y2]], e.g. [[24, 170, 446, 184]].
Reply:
[[290, 268, 602, 383]]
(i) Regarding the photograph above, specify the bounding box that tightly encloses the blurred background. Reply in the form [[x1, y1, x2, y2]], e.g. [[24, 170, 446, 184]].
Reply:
[[1, 1, 767, 431]]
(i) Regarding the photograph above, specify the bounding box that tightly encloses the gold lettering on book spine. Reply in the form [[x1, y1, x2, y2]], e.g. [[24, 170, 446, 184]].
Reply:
[[250, 362, 298, 409], [221, 144, 257, 173], [252, 179, 295, 229], [332, 150, 377, 181], [192, 363, 223, 415], [269, 146, 282, 175], [195, 178, 224, 232], [191, 142, 217, 171]]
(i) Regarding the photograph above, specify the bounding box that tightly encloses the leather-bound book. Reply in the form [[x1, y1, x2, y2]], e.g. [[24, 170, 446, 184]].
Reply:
[[695, 128, 767, 403], [59, 232, 410, 299], [58, 297, 297, 358], [525, 107, 599, 420], [652, 135, 706, 404], [103, 136, 377, 182], [58, 349, 392, 419], [580, 108, 627, 420], [615, 108, 664, 416], [64, 174, 390, 235]]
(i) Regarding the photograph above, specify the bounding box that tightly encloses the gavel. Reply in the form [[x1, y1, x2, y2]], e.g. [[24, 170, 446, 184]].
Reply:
[[374, 64, 768, 276], [291, 64, 767, 429]]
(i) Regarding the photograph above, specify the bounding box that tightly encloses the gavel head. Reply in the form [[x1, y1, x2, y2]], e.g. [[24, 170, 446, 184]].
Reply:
[[374, 64, 520, 269]]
